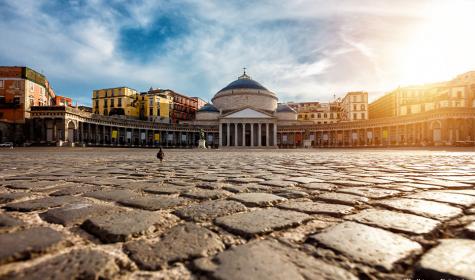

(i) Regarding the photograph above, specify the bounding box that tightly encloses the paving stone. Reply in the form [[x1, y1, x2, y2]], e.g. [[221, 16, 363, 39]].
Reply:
[[0, 192, 30, 204], [40, 203, 117, 226], [182, 189, 232, 200], [196, 239, 356, 280], [401, 182, 443, 190], [222, 185, 250, 193], [0, 227, 64, 264], [317, 192, 369, 205], [259, 180, 295, 188], [416, 178, 471, 188], [144, 184, 193, 195], [414, 239, 475, 280], [284, 177, 322, 184], [329, 180, 370, 187], [2, 180, 60, 190], [229, 193, 287, 207], [49, 184, 101, 196], [406, 191, 475, 207], [375, 198, 463, 221], [2, 249, 121, 280], [118, 195, 188, 210], [345, 209, 440, 234], [336, 187, 400, 199], [215, 208, 311, 237], [195, 182, 225, 190], [466, 221, 475, 237], [0, 213, 24, 228], [227, 177, 265, 184], [274, 190, 309, 199], [311, 221, 422, 271], [278, 200, 354, 216], [82, 210, 177, 243], [174, 200, 247, 222], [83, 189, 139, 202], [4, 196, 88, 212], [300, 182, 339, 191], [125, 223, 224, 269], [444, 189, 475, 197]]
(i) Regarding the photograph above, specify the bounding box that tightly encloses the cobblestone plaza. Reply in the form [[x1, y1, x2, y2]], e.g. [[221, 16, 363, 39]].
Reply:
[[1, 147, 475, 279]]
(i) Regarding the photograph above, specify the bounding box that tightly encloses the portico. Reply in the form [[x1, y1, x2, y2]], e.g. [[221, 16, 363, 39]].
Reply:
[[218, 107, 277, 147]]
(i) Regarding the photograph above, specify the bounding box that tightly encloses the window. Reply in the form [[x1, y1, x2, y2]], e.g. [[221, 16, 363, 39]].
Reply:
[[104, 109, 108, 115], [361, 104, 365, 110], [13, 96, 20, 104], [103, 100, 107, 108], [353, 104, 357, 110], [0, 80, 3, 88], [311, 114, 314, 118], [361, 113, 365, 119], [149, 108, 154, 116], [95, 100, 99, 108], [317, 113, 321, 118], [324, 113, 327, 118], [0, 96, 5, 104], [111, 98, 114, 107], [353, 113, 357, 119], [149, 98, 153, 106], [118, 98, 122, 107]]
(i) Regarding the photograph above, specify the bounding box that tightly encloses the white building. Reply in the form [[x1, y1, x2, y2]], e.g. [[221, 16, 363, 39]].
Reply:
[[191, 71, 302, 147]]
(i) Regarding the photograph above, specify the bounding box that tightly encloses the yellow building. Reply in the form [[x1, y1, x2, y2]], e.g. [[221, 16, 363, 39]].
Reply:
[[92, 87, 139, 117], [138, 90, 172, 123]]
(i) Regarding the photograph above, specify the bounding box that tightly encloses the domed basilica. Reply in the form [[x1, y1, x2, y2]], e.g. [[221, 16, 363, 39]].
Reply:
[[192, 70, 298, 147]]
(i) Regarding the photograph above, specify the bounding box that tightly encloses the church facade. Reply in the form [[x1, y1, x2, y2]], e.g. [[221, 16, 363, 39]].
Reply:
[[189, 71, 303, 147]]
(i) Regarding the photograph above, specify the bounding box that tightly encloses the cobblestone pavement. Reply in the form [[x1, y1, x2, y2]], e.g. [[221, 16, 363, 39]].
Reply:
[[1, 147, 475, 279]]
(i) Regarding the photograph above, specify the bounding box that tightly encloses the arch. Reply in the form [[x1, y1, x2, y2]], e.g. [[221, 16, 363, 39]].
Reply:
[[429, 120, 441, 130], [67, 120, 76, 129]]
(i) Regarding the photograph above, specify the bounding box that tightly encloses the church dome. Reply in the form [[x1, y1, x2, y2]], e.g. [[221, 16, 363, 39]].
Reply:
[[211, 70, 278, 113], [217, 76, 269, 92], [197, 103, 219, 113]]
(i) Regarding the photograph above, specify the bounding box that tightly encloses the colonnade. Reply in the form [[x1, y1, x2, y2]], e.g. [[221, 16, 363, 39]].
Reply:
[[29, 117, 219, 148], [278, 118, 475, 148], [218, 121, 277, 147]]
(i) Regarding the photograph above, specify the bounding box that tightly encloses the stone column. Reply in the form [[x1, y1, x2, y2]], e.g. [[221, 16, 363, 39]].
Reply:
[[219, 123, 223, 147], [226, 123, 230, 147], [234, 123, 238, 147], [251, 123, 254, 147], [242, 123, 246, 147], [258, 123, 262, 147], [265, 123, 269, 147], [273, 123, 277, 147]]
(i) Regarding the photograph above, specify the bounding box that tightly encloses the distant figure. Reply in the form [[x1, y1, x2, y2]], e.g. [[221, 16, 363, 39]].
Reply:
[[157, 147, 164, 162]]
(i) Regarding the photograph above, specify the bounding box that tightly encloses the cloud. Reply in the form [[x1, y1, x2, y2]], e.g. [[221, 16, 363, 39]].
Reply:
[[0, 0, 473, 106]]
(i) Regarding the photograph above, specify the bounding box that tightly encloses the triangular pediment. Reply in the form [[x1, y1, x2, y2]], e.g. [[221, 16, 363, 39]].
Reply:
[[222, 108, 273, 119]]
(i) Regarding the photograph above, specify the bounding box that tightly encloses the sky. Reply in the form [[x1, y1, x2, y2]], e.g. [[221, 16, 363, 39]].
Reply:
[[1, 0, 474, 106]]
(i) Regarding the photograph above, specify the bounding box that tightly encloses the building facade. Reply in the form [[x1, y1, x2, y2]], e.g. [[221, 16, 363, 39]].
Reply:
[[168, 90, 198, 124], [0, 66, 57, 143], [138, 88, 172, 123], [340, 91, 368, 121], [17, 69, 475, 148], [289, 101, 341, 124], [92, 87, 139, 117], [369, 72, 475, 119]]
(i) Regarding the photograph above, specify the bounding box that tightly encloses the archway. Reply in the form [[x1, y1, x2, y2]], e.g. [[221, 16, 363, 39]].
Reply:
[[67, 121, 76, 143]]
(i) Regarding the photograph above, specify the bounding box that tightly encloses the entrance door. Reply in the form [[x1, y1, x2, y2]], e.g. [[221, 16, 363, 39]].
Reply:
[[245, 130, 251, 146], [433, 129, 441, 143]]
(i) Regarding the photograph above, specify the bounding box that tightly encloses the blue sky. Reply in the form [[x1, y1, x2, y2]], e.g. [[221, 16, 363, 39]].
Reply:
[[1, 0, 474, 106]]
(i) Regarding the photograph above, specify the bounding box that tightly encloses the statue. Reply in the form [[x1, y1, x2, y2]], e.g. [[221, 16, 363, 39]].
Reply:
[[304, 129, 310, 140], [198, 129, 206, 149]]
